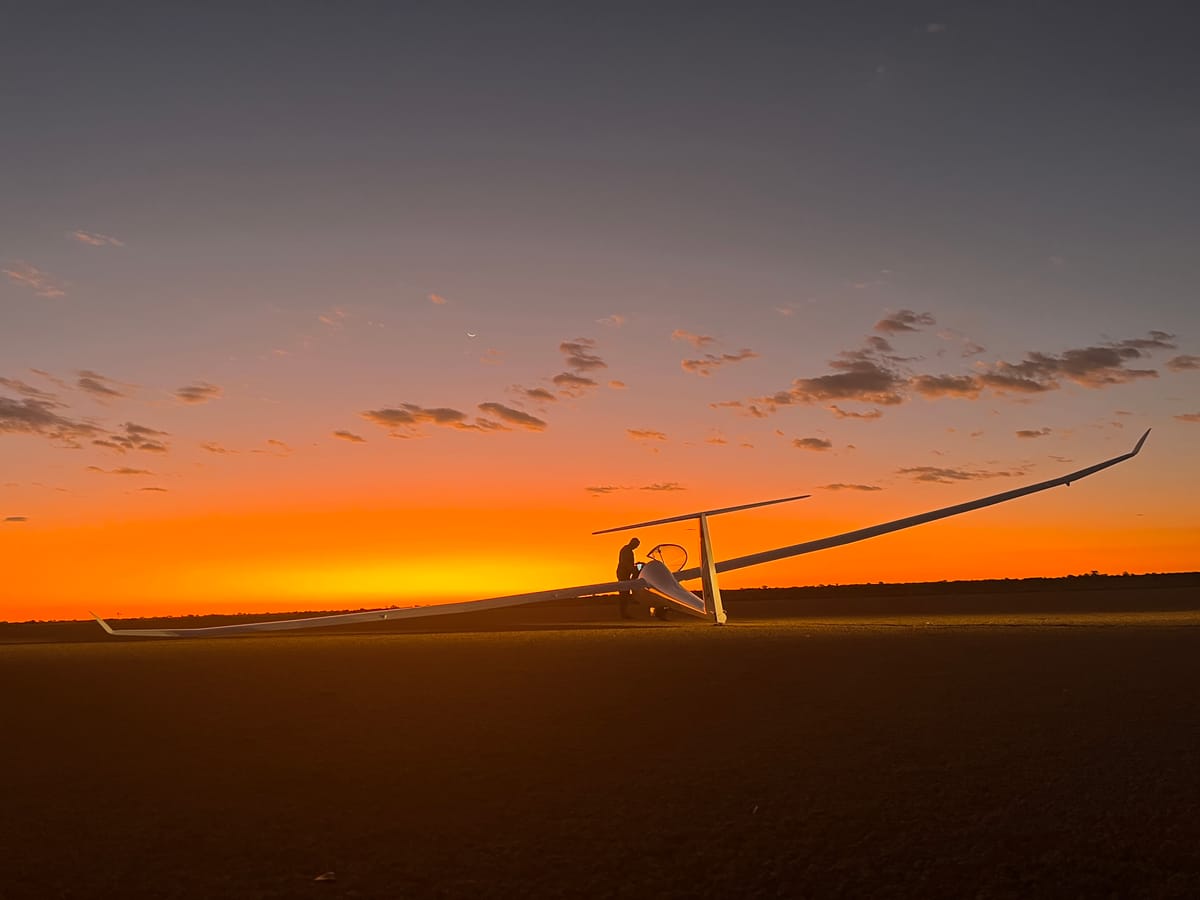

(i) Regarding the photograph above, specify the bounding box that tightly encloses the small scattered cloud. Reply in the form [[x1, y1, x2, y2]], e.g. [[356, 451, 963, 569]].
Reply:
[[477, 402, 547, 432], [627, 429, 667, 442], [641, 482, 685, 492], [0, 376, 58, 402], [251, 439, 293, 456], [608, 380, 626, 390], [1167, 355, 1200, 371], [175, 382, 223, 404], [875, 309, 935, 334], [585, 482, 686, 495], [333, 430, 366, 443], [86, 466, 153, 476], [77, 370, 131, 401], [552, 371, 599, 398], [792, 437, 833, 451], [828, 404, 883, 420], [318, 306, 347, 328], [1175, 412, 1200, 423], [910, 374, 981, 399], [586, 485, 623, 495], [1016, 427, 1052, 439], [560, 338, 607, 372], [821, 483, 882, 492], [92, 422, 169, 454], [4, 515, 29, 522], [200, 441, 234, 454], [897, 465, 1025, 484], [138, 486, 168, 492], [429, 293, 448, 305], [69, 230, 124, 247], [513, 386, 557, 404], [681, 349, 759, 377], [596, 314, 627, 327], [671, 329, 716, 349], [0, 395, 103, 447], [3, 262, 66, 298]]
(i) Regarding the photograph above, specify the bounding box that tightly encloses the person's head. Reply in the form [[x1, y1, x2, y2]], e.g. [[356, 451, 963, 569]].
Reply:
[[630, 537, 640, 549]]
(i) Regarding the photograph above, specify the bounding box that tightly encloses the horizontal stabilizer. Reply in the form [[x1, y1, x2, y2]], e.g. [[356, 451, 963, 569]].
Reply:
[[593, 494, 810, 535]]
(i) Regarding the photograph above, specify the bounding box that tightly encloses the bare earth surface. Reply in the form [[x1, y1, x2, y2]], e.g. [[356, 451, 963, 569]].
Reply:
[[4, 585, 1200, 897]]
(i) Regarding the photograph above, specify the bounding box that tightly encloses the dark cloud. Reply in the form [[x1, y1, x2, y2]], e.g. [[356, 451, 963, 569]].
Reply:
[[515, 387, 557, 404], [1167, 355, 1200, 371], [910, 374, 981, 399], [86, 466, 153, 475], [681, 349, 759, 376], [200, 441, 234, 454], [362, 404, 468, 433], [139, 487, 168, 492], [0, 395, 104, 447], [1016, 428, 1052, 439], [477, 402, 547, 432], [77, 370, 130, 400], [792, 437, 833, 451], [980, 333, 1175, 392], [0, 376, 58, 402], [897, 465, 1025, 484], [671, 329, 716, 348], [92, 422, 169, 454], [585, 482, 686, 494], [821, 483, 882, 492], [586, 485, 623, 494], [332, 430, 366, 443], [1175, 412, 1200, 423], [641, 482, 685, 492], [874, 310, 935, 334], [4, 515, 29, 522], [551, 372, 599, 397], [559, 338, 607, 372], [175, 382, 223, 404]]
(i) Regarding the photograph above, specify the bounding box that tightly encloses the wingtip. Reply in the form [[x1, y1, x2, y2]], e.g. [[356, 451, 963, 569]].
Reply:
[[90, 612, 116, 635], [1133, 427, 1151, 455]]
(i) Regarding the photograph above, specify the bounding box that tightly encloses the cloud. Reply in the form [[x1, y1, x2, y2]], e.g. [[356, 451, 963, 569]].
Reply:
[[671, 329, 716, 349], [627, 429, 667, 442], [250, 439, 293, 456], [681, 349, 759, 377], [1168, 355, 1200, 371], [175, 382, 223, 404], [978, 334, 1175, 392], [139, 486, 168, 492], [705, 433, 728, 445], [560, 338, 607, 371], [513, 386, 557, 404], [77, 370, 130, 401], [4, 516, 29, 522], [429, 293, 448, 305], [1175, 412, 1200, 423], [792, 437, 833, 451], [585, 482, 685, 494], [821, 483, 882, 492], [875, 310, 935, 334], [897, 465, 1025, 484], [0, 395, 103, 447], [1016, 427, 1052, 439], [608, 380, 627, 390], [86, 466, 153, 476], [3, 262, 66, 298], [318, 307, 347, 328], [477, 402, 547, 432], [92, 422, 169, 454], [828, 405, 883, 420], [200, 441, 234, 454], [0, 376, 58, 402], [332, 430, 366, 443], [586, 485, 623, 494], [552, 371, 599, 397], [596, 314, 626, 327], [641, 482, 685, 491], [910, 374, 982, 399], [69, 230, 124, 247]]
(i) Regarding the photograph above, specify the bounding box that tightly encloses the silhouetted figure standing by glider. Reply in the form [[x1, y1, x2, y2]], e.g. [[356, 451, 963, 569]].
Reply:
[[616, 537, 640, 619]]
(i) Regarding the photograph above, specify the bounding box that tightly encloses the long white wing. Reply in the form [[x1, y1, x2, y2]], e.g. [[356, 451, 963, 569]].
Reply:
[[674, 428, 1150, 580], [92, 575, 653, 638]]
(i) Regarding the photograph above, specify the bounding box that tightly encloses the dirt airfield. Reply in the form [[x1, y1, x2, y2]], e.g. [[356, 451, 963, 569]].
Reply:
[[4, 578, 1200, 898]]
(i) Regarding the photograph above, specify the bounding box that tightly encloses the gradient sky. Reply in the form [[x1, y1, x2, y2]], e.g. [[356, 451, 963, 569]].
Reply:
[[3, 4, 1197, 621]]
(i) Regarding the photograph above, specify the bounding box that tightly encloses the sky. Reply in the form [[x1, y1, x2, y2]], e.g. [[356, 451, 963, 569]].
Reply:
[[2, 3, 1197, 621]]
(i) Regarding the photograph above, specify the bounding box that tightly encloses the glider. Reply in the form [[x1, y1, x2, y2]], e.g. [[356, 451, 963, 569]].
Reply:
[[93, 429, 1150, 637]]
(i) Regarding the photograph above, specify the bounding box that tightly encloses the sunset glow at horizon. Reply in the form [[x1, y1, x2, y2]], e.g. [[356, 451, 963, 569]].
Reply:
[[3, 6, 1197, 622]]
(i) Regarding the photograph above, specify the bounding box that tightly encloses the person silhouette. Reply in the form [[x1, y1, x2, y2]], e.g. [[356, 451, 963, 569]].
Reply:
[[616, 537, 641, 619]]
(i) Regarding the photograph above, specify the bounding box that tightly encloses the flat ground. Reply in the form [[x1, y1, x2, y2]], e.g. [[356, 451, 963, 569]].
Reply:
[[4, 592, 1200, 897]]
